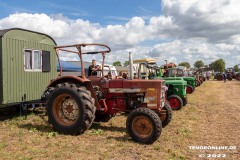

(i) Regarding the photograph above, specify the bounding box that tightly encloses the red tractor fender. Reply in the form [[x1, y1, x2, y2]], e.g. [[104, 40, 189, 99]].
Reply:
[[47, 76, 86, 87], [47, 76, 100, 109]]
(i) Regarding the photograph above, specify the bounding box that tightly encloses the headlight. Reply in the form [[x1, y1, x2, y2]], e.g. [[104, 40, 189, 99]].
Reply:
[[161, 90, 165, 98], [161, 100, 165, 108]]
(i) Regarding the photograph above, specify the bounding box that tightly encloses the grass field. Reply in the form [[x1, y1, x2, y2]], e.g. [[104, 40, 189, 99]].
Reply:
[[0, 80, 239, 160]]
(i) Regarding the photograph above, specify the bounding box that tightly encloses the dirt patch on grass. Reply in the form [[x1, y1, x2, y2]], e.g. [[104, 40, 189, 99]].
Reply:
[[0, 80, 239, 159]]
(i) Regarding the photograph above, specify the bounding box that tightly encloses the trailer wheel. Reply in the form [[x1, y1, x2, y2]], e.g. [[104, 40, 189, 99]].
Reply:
[[167, 95, 183, 110], [47, 83, 96, 135], [126, 107, 162, 144], [161, 101, 172, 128], [186, 85, 194, 94]]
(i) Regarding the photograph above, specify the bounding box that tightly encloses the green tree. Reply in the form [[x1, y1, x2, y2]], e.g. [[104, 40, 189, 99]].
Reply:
[[194, 60, 204, 69], [209, 59, 225, 72], [178, 62, 191, 68], [233, 65, 240, 72], [113, 61, 122, 66], [123, 61, 129, 67]]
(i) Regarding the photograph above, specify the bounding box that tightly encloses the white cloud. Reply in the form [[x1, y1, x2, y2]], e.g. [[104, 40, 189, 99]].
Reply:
[[162, 0, 240, 44]]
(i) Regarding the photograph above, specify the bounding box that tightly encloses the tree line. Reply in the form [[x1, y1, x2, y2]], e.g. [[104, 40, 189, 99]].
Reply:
[[112, 59, 240, 72], [191, 59, 240, 72]]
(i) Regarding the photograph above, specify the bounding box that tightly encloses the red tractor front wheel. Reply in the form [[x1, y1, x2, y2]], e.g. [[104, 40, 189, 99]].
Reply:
[[161, 101, 172, 128], [126, 107, 162, 144]]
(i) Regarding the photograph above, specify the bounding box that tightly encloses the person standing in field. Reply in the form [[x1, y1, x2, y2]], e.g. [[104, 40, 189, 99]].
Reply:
[[223, 72, 227, 83]]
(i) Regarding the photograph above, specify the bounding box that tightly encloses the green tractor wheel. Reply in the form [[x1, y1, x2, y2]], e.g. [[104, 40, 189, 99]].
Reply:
[[167, 95, 183, 110], [186, 85, 194, 94]]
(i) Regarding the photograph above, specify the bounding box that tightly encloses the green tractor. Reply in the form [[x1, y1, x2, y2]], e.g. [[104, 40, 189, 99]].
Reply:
[[133, 59, 187, 110], [162, 67, 196, 94]]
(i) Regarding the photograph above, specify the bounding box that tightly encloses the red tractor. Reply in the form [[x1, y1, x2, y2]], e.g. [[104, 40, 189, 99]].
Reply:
[[42, 43, 171, 144]]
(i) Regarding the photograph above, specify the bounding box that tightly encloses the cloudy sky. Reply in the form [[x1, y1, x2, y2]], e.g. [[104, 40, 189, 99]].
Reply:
[[0, 0, 240, 67]]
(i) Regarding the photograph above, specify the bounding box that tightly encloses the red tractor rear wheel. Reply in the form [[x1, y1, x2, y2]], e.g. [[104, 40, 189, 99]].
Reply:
[[167, 95, 183, 110], [126, 107, 162, 144], [47, 83, 96, 135]]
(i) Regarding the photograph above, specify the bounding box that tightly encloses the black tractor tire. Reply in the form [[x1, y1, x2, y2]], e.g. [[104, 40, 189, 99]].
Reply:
[[94, 114, 112, 122], [235, 73, 240, 81], [195, 80, 199, 87], [197, 80, 201, 87], [182, 96, 188, 106], [41, 87, 55, 102], [161, 101, 172, 128], [217, 74, 223, 81], [46, 83, 96, 135], [126, 107, 162, 144], [227, 77, 233, 81], [167, 95, 183, 110], [186, 85, 194, 94]]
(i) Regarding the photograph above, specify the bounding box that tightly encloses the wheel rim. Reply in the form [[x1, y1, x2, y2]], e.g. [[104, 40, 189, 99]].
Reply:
[[169, 98, 179, 109], [52, 93, 79, 126], [132, 116, 153, 138], [186, 86, 192, 94]]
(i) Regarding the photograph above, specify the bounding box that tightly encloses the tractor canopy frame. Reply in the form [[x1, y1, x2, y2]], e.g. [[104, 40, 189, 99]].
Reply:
[[55, 43, 111, 79]]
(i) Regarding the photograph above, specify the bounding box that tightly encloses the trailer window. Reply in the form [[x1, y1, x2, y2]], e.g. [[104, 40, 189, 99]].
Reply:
[[24, 50, 32, 70], [24, 49, 42, 71], [33, 50, 41, 70]]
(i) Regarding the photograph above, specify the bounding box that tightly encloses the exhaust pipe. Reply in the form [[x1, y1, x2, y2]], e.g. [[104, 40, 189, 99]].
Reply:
[[129, 52, 134, 80]]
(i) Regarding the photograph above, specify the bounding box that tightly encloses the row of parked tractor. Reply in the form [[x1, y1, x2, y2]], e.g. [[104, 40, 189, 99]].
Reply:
[[0, 28, 208, 144], [39, 43, 209, 144], [214, 68, 240, 81], [131, 58, 205, 111]]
